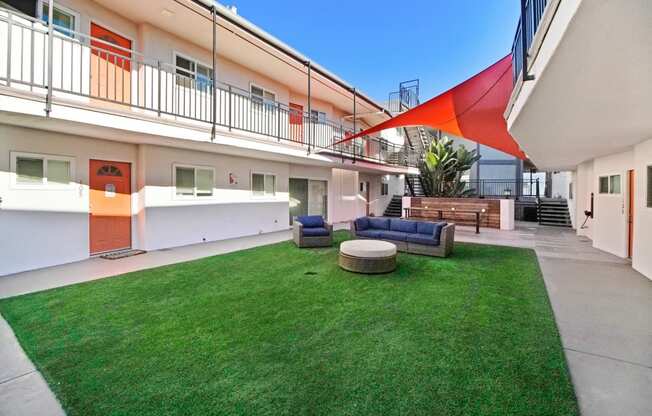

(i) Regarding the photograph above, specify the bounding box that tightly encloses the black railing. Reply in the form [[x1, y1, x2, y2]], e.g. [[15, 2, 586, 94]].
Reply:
[[460, 179, 540, 199], [387, 79, 419, 113], [511, 0, 548, 84], [0, 8, 418, 167]]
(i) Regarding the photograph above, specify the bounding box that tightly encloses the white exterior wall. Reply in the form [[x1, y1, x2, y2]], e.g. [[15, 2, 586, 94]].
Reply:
[[139, 144, 290, 251], [0, 125, 138, 275], [632, 138, 652, 279], [551, 172, 571, 199], [574, 160, 594, 239]]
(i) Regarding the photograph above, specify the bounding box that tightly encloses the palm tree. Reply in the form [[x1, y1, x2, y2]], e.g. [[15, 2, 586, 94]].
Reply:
[[419, 136, 480, 197]]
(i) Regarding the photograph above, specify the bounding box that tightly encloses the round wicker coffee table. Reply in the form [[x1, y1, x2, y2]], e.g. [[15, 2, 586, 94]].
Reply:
[[339, 240, 397, 274]]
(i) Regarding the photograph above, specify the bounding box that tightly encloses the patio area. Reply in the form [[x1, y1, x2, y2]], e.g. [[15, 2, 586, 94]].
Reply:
[[0, 223, 650, 416]]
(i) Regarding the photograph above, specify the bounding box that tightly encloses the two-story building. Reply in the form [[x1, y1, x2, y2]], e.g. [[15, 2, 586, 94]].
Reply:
[[505, 0, 652, 279], [0, 0, 418, 275]]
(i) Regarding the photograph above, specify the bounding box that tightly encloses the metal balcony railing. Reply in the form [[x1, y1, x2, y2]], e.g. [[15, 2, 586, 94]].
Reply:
[[0, 8, 418, 167], [461, 179, 541, 199], [511, 0, 548, 84]]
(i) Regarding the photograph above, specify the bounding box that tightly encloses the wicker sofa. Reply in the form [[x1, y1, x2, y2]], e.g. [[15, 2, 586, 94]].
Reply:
[[351, 217, 455, 257], [293, 215, 333, 248]]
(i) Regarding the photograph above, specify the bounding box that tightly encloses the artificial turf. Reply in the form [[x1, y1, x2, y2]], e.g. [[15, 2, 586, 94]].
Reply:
[[0, 231, 578, 415]]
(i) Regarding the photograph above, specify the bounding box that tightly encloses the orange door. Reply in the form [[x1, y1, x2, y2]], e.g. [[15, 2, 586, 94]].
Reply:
[[289, 103, 304, 143], [89, 160, 131, 254], [628, 169, 635, 258], [90, 23, 132, 103]]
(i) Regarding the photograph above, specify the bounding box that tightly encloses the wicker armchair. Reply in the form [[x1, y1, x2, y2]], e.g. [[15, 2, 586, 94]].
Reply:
[[293, 215, 333, 248]]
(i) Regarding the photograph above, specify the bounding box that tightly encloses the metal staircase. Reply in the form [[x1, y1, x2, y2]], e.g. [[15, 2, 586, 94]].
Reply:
[[538, 198, 572, 227], [405, 174, 425, 197], [383, 195, 403, 217]]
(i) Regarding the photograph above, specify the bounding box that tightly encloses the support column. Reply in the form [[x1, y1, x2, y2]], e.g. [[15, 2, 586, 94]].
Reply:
[[307, 61, 311, 152], [211, 6, 217, 141], [352, 87, 356, 163], [45, 0, 54, 115]]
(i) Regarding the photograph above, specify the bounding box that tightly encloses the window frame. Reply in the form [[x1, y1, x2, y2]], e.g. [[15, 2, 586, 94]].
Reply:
[[598, 174, 622, 195], [37, 1, 80, 38], [172, 163, 215, 199], [249, 83, 277, 108], [10, 151, 75, 190], [251, 171, 276, 198], [381, 182, 389, 196], [647, 165, 652, 208], [310, 109, 327, 124], [173, 52, 213, 90]]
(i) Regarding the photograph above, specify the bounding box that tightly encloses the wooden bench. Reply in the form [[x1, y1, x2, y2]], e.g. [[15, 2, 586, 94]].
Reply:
[[405, 198, 502, 232]]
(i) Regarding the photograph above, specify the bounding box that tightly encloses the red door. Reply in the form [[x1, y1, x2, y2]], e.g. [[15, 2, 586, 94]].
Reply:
[[90, 23, 132, 103], [289, 103, 304, 143], [628, 169, 635, 258], [89, 160, 131, 254]]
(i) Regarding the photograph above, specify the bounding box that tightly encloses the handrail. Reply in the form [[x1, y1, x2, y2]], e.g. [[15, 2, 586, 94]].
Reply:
[[511, 0, 548, 84], [0, 6, 418, 167]]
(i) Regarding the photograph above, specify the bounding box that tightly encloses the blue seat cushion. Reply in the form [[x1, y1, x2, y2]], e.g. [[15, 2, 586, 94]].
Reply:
[[357, 229, 383, 239], [416, 221, 435, 235], [433, 222, 447, 241], [379, 230, 408, 241], [302, 227, 330, 237], [354, 217, 370, 231], [297, 215, 324, 228], [390, 219, 417, 233], [407, 233, 440, 246], [368, 217, 390, 230]]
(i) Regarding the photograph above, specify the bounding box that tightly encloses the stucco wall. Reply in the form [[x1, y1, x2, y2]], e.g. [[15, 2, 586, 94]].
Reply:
[[632, 138, 652, 279]]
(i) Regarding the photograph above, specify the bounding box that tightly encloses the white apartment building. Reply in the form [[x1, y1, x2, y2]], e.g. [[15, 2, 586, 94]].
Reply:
[[506, 0, 652, 279], [0, 0, 418, 275]]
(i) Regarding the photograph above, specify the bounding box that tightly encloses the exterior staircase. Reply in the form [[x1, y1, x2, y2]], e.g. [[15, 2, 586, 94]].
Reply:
[[383, 195, 403, 217], [538, 198, 572, 227], [405, 174, 425, 197]]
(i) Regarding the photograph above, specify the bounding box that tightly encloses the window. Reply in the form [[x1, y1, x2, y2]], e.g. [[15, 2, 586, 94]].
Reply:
[[569, 182, 573, 200], [250, 85, 276, 106], [12, 152, 73, 187], [381, 183, 389, 196], [175, 54, 212, 90], [359, 182, 364, 192], [174, 165, 214, 197], [40, 2, 78, 38], [599, 175, 621, 194], [252, 173, 276, 197], [647, 166, 652, 208], [310, 110, 327, 123]]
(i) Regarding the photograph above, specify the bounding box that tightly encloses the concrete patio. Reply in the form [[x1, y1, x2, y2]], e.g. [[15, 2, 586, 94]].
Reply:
[[0, 222, 650, 415]]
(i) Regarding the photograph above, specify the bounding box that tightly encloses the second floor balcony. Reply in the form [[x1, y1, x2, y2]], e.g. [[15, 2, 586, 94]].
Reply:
[[0, 8, 418, 168]]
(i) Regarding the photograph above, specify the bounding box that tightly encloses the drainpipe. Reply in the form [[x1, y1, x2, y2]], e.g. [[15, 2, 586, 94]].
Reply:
[[520, 0, 535, 82], [211, 5, 217, 141], [45, 0, 54, 116]]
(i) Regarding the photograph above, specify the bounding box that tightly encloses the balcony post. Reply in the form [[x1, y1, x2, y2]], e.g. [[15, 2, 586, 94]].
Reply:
[[520, 0, 535, 82], [45, 0, 54, 115], [352, 87, 356, 164], [276, 101, 281, 141], [228, 85, 232, 131], [211, 5, 217, 141], [306, 60, 311, 153], [6, 10, 11, 87], [156, 60, 161, 116]]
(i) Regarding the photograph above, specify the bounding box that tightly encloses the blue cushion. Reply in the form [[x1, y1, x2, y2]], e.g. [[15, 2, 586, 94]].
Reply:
[[297, 215, 324, 228], [407, 233, 440, 246], [433, 222, 447, 241], [416, 221, 435, 235], [354, 217, 369, 231], [368, 217, 390, 230], [357, 229, 383, 239], [390, 219, 417, 233], [302, 227, 330, 237], [379, 231, 408, 241]]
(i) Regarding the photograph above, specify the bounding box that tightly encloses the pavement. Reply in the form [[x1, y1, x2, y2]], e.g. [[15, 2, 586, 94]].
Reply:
[[1, 222, 650, 415]]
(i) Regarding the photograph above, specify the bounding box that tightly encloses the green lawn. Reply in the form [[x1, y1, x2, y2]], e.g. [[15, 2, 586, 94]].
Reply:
[[0, 232, 578, 416]]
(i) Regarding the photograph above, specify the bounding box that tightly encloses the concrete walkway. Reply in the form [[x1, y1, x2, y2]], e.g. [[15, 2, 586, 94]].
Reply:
[[1, 223, 651, 415]]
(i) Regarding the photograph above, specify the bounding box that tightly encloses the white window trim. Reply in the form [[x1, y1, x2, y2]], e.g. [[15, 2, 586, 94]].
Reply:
[[173, 52, 213, 85], [249, 83, 277, 105], [598, 174, 622, 195], [251, 171, 276, 198], [172, 163, 215, 199], [37, 1, 81, 38], [10, 151, 76, 190]]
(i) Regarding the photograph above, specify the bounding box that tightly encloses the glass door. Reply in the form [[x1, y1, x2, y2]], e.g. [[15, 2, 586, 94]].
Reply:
[[289, 178, 327, 224]]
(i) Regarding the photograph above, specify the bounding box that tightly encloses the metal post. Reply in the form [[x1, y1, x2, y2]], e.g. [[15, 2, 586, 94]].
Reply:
[[45, 0, 54, 115], [6, 10, 11, 87], [520, 0, 535, 82], [352, 87, 356, 163], [211, 6, 217, 141], [276, 101, 280, 140], [228, 85, 232, 131], [475, 212, 480, 234], [156, 60, 161, 116], [306, 61, 311, 152]]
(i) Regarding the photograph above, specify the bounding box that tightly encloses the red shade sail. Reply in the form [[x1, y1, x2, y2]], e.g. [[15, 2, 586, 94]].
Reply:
[[340, 55, 526, 159]]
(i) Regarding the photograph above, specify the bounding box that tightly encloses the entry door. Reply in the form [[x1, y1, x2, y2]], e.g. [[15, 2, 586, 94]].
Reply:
[[90, 23, 132, 103], [289, 103, 304, 143], [628, 169, 635, 258], [89, 160, 131, 254]]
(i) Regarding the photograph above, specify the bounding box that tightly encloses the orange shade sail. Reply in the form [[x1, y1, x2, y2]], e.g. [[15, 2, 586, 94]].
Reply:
[[341, 54, 526, 159]]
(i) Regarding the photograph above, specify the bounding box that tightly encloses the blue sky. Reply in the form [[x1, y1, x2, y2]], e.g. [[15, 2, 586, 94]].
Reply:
[[227, 0, 521, 103]]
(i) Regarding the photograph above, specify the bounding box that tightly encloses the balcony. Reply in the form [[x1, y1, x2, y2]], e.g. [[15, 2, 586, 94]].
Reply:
[[511, 0, 549, 84], [0, 8, 417, 168]]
